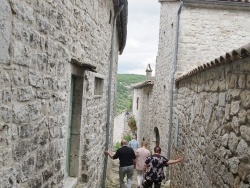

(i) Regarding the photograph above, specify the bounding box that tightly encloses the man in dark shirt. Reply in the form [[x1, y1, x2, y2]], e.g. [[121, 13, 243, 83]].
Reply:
[[143, 146, 183, 188], [105, 140, 136, 188]]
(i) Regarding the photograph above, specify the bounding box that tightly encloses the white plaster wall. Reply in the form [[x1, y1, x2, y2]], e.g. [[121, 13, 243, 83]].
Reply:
[[113, 111, 126, 144], [177, 5, 250, 75]]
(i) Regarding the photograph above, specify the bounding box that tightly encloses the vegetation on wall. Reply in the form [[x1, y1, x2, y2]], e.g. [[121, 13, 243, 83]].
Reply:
[[128, 116, 137, 132], [113, 133, 131, 151], [115, 74, 145, 114]]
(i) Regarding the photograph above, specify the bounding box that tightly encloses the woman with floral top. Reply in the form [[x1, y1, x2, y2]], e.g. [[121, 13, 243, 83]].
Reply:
[[143, 146, 183, 188]]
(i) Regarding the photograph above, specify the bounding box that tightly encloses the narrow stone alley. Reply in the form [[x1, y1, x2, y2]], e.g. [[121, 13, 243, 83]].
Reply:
[[106, 158, 171, 188]]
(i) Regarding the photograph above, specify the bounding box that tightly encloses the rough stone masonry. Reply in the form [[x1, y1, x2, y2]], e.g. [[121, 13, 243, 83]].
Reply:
[[0, 0, 121, 187]]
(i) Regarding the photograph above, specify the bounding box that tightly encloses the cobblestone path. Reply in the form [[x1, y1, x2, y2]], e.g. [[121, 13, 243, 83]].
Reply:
[[106, 159, 170, 188]]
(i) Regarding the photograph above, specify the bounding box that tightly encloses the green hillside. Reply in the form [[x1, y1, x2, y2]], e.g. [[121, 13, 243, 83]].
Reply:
[[115, 74, 146, 115]]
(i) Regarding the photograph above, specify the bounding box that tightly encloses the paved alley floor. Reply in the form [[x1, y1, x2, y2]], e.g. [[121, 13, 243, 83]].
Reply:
[[106, 159, 171, 188]]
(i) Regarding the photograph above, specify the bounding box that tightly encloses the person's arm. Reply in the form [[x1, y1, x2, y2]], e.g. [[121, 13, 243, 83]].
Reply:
[[104, 151, 114, 159], [143, 164, 147, 173], [167, 157, 183, 165], [133, 159, 136, 169]]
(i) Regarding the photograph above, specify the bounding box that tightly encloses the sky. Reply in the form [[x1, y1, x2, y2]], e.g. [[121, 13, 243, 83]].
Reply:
[[118, 0, 161, 76]]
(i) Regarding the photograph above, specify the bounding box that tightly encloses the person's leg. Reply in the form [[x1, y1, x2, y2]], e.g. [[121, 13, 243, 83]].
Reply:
[[126, 165, 134, 188], [119, 167, 126, 188], [153, 180, 161, 188], [143, 180, 153, 188], [137, 170, 143, 187]]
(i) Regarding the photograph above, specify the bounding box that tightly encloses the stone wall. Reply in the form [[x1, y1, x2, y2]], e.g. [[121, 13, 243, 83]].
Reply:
[[170, 56, 250, 187], [0, 0, 119, 187]]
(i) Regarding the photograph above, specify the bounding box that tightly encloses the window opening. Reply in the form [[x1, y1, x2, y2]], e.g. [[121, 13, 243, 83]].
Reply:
[[94, 77, 104, 96], [136, 97, 139, 110]]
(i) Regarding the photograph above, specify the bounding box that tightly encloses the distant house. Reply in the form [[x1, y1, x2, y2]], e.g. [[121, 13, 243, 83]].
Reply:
[[133, 0, 250, 187], [0, 0, 127, 187], [132, 64, 155, 149]]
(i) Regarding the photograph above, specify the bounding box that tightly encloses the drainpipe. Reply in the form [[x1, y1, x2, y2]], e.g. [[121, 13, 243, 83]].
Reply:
[[166, 1, 183, 181], [102, 4, 124, 188]]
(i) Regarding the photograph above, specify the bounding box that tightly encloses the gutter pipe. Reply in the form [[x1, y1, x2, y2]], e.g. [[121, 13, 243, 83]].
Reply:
[[166, 1, 183, 181], [102, 4, 124, 188]]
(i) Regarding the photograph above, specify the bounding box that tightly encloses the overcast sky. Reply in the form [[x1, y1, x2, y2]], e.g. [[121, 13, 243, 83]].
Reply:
[[118, 0, 160, 76]]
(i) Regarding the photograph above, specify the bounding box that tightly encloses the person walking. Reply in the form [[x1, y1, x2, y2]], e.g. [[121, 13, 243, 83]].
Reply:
[[128, 135, 140, 152], [143, 146, 183, 188], [104, 140, 136, 188], [135, 141, 151, 188]]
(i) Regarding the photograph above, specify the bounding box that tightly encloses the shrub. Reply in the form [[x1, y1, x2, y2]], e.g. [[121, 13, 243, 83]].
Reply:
[[114, 141, 121, 151], [128, 117, 137, 132], [124, 134, 131, 143]]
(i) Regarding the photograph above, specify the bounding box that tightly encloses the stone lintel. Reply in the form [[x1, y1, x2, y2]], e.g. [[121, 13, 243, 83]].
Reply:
[[71, 58, 97, 72]]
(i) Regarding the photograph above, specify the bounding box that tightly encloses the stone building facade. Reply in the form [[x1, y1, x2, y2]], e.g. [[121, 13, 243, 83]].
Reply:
[[0, 0, 127, 188], [132, 65, 155, 151], [133, 0, 250, 187]]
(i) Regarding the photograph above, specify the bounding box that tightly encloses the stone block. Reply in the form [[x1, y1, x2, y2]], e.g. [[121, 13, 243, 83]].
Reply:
[[229, 74, 237, 89], [238, 109, 247, 124], [240, 91, 250, 108], [42, 167, 54, 182], [18, 123, 33, 138], [37, 91, 51, 99], [238, 163, 250, 183], [1, 105, 12, 123], [221, 133, 229, 147], [29, 101, 42, 121], [222, 170, 234, 187], [236, 139, 248, 158], [240, 125, 250, 142], [28, 71, 43, 88], [36, 149, 47, 170], [247, 109, 250, 124], [232, 116, 240, 135], [219, 93, 226, 107], [2, 89, 12, 103], [28, 176, 43, 188], [230, 101, 240, 116], [18, 86, 34, 102], [13, 140, 28, 162], [12, 68, 25, 86], [238, 74, 246, 89], [0, 0, 11, 62], [227, 157, 239, 174], [22, 157, 35, 181], [246, 75, 250, 89], [228, 132, 238, 152]]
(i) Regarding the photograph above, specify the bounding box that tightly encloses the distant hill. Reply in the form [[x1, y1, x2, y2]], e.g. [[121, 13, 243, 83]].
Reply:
[[115, 74, 146, 115]]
